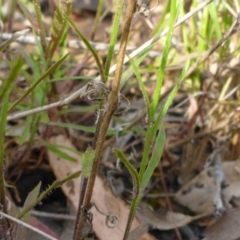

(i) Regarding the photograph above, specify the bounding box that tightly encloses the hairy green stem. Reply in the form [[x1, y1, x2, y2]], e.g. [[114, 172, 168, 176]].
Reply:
[[73, 1, 137, 239]]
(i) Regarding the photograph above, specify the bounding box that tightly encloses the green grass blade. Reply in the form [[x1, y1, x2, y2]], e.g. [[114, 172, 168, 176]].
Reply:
[[91, 0, 105, 40], [0, 29, 30, 52], [127, 54, 151, 120], [208, 2, 222, 39], [0, 57, 23, 103], [41, 141, 82, 155], [46, 144, 77, 162], [104, 0, 124, 82], [120, 46, 152, 89], [150, 0, 178, 122], [0, 58, 22, 232], [64, 14, 105, 82], [151, 0, 171, 37], [141, 125, 165, 189], [114, 149, 140, 196], [154, 60, 190, 132], [9, 52, 70, 111]]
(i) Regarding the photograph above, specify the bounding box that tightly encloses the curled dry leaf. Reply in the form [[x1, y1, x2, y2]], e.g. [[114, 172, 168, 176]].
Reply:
[[47, 135, 155, 240], [175, 160, 240, 214]]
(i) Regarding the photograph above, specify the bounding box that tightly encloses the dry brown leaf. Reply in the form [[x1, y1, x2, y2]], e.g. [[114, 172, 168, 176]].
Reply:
[[175, 161, 240, 214], [175, 167, 217, 214], [47, 135, 155, 240], [204, 208, 240, 240], [222, 161, 240, 202], [136, 202, 208, 230]]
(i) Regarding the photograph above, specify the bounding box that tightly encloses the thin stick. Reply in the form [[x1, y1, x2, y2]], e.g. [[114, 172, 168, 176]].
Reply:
[[30, 210, 76, 221], [0, 211, 58, 240]]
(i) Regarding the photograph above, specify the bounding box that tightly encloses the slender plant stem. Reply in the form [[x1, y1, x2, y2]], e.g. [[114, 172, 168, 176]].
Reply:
[[123, 196, 141, 240], [73, 1, 137, 239], [138, 127, 154, 181]]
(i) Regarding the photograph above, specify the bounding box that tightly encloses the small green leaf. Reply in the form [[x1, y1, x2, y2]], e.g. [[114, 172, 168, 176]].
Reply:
[[23, 182, 41, 218], [82, 147, 95, 178], [141, 125, 165, 189], [17, 171, 81, 221], [16, 182, 41, 240]]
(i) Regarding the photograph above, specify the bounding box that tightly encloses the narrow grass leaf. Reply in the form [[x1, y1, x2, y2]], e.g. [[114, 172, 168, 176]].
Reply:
[[82, 147, 95, 178], [154, 60, 190, 132], [0, 57, 22, 234], [64, 14, 105, 82], [42, 141, 82, 155], [91, 0, 105, 40], [16, 182, 41, 240], [141, 125, 165, 189], [0, 58, 22, 235], [127, 54, 151, 119], [208, 2, 222, 39], [104, 0, 124, 82], [150, 0, 178, 121], [0, 29, 30, 52], [151, 0, 171, 37], [114, 149, 140, 196], [120, 46, 153, 89], [47, 144, 77, 162], [9, 52, 70, 111], [0, 57, 23, 103]]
